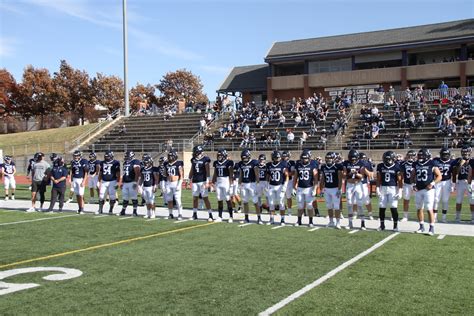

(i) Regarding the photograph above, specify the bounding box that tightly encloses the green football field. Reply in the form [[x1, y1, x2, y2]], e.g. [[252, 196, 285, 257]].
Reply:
[[1, 210, 473, 314]]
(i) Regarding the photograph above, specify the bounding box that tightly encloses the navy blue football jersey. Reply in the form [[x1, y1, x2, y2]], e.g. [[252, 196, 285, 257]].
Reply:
[[155, 165, 167, 182], [100, 160, 120, 181], [233, 166, 240, 182], [88, 159, 100, 175], [400, 161, 414, 184], [433, 158, 454, 181], [295, 160, 318, 188], [361, 160, 373, 184], [213, 159, 234, 178], [141, 166, 155, 187], [70, 158, 89, 179], [191, 156, 211, 182], [377, 163, 401, 187], [236, 159, 258, 183], [413, 160, 437, 190], [286, 160, 296, 179], [2, 162, 15, 175], [343, 160, 365, 180], [257, 163, 268, 181], [267, 161, 288, 186], [122, 158, 141, 183], [455, 158, 470, 181], [320, 163, 343, 189], [165, 160, 184, 178]]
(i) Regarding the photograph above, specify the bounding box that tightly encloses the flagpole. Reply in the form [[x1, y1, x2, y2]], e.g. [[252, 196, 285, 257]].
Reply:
[[123, 0, 129, 117]]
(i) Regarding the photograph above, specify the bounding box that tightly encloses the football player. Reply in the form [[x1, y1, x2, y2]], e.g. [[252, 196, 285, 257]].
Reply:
[[282, 151, 296, 216], [118, 151, 141, 216], [319, 152, 343, 228], [236, 149, 262, 224], [156, 156, 168, 206], [140, 156, 159, 219], [231, 163, 242, 213], [212, 148, 234, 222], [165, 150, 184, 220], [266, 151, 289, 226], [400, 150, 416, 221], [467, 157, 474, 224], [256, 154, 269, 211], [2, 155, 16, 200], [411, 148, 442, 235], [47, 156, 68, 213], [189, 145, 213, 221], [433, 147, 455, 222], [358, 152, 374, 220], [87, 152, 100, 203], [376, 151, 403, 231], [453, 146, 472, 222], [70, 150, 89, 214], [293, 149, 318, 227], [97, 151, 121, 215], [343, 149, 370, 230]]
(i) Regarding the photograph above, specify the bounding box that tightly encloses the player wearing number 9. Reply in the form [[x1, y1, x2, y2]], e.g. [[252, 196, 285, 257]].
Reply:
[[411, 148, 442, 236]]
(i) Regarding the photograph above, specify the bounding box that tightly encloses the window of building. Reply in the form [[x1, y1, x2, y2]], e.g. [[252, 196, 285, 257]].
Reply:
[[308, 58, 351, 74]]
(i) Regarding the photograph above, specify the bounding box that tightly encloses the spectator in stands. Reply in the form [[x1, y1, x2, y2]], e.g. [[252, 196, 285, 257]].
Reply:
[[261, 114, 269, 129], [287, 129, 295, 144], [403, 131, 413, 148], [203, 132, 214, 146], [166, 139, 173, 152], [239, 134, 250, 148], [199, 116, 207, 135], [378, 113, 386, 131], [277, 114, 286, 128], [118, 124, 127, 135], [439, 81, 449, 98], [363, 123, 371, 139], [408, 112, 416, 129], [399, 111, 408, 128], [294, 113, 302, 128], [300, 130, 308, 146], [417, 112, 425, 128], [242, 123, 250, 135], [371, 122, 380, 139], [392, 133, 403, 149]]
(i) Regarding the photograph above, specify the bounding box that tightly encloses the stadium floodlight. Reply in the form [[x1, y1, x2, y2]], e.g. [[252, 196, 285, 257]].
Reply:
[[123, 0, 129, 117]]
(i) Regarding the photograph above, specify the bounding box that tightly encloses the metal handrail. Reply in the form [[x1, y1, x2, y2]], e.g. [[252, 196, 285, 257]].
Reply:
[[70, 108, 122, 145]]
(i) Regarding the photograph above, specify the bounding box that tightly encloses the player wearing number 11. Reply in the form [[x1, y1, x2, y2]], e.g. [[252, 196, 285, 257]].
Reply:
[[411, 148, 442, 236]]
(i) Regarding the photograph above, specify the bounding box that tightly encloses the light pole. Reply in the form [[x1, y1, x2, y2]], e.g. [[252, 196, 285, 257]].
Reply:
[[123, 0, 129, 116]]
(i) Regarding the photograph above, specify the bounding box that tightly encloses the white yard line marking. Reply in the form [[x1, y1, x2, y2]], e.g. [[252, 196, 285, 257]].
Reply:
[[271, 225, 285, 230], [0, 214, 78, 226], [437, 234, 446, 240], [174, 219, 192, 224], [238, 223, 252, 227], [93, 215, 109, 218], [348, 230, 359, 234], [118, 216, 134, 220], [0, 209, 20, 213], [308, 227, 320, 232], [145, 218, 159, 222], [259, 232, 400, 316]]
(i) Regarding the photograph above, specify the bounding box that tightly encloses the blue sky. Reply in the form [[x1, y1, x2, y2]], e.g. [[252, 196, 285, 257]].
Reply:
[[1, 0, 473, 99]]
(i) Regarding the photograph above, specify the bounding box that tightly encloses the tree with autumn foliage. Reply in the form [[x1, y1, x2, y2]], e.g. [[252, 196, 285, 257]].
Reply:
[[0, 69, 18, 117], [129, 83, 158, 112], [90, 73, 124, 116], [53, 60, 93, 125], [156, 69, 208, 106]]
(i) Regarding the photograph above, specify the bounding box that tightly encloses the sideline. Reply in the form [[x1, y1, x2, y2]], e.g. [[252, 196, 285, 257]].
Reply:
[[0, 214, 78, 226], [0, 222, 216, 269], [259, 232, 400, 316]]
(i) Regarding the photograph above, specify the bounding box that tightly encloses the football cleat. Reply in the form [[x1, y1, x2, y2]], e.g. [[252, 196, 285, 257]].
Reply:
[[327, 221, 335, 228], [150, 213, 156, 219], [192, 213, 198, 220], [393, 227, 399, 232], [4, 197, 8, 201], [257, 219, 264, 225], [177, 215, 183, 221], [309, 223, 314, 228], [400, 217, 408, 222], [427, 230, 434, 236], [214, 217, 222, 223], [228, 218, 233, 223], [280, 221, 285, 227], [416, 227, 425, 234], [335, 223, 342, 230], [368, 216, 374, 220], [26, 207, 35, 213], [11, 196, 15, 200], [207, 217, 214, 222], [117, 210, 125, 216]]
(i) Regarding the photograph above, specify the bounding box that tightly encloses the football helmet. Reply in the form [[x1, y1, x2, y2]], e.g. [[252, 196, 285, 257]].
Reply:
[[55, 156, 65, 166], [300, 150, 310, 163], [271, 151, 281, 163], [192, 145, 204, 158], [359, 152, 367, 161], [258, 154, 266, 165], [241, 149, 251, 162], [168, 150, 178, 162], [124, 150, 135, 161], [282, 151, 291, 160], [461, 146, 471, 160], [159, 156, 167, 165], [142, 153, 151, 161], [383, 151, 395, 165], [143, 156, 153, 167], [89, 152, 97, 161], [417, 148, 431, 163], [104, 151, 114, 162], [217, 148, 227, 162], [325, 152, 336, 166], [348, 149, 359, 163], [50, 153, 58, 162], [440, 147, 451, 162], [406, 150, 416, 162], [4, 155, 12, 163], [73, 150, 82, 161]]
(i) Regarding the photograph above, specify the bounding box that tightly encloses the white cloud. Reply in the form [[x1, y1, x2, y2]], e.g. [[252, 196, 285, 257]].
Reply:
[[0, 37, 18, 57]]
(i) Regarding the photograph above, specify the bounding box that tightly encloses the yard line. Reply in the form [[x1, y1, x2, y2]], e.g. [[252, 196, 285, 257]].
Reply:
[[348, 230, 359, 234], [308, 227, 320, 232], [0, 209, 20, 213], [259, 232, 400, 316], [437, 234, 446, 240], [173, 219, 192, 224], [118, 216, 134, 220], [0, 214, 78, 226], [271, 225, 284, 230], [0, 222, 216, 269], [238, 223, 252, 227], [93, 215, 109, 218], [146, 218, 159, 222]]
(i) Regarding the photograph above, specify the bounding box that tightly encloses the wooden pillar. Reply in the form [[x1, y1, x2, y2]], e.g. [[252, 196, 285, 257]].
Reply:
[[267, 77, 274, 102], [460, 62, 467, 87], [304, 75, 310, 99]]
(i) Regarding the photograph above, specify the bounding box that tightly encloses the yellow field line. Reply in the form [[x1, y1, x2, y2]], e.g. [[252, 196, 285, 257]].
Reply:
[[0, 222, 216, 269]]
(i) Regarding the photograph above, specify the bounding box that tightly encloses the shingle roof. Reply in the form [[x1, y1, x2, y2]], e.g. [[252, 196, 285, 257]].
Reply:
[[217, 64, 268, 93], [266, 19, 474, 60]]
